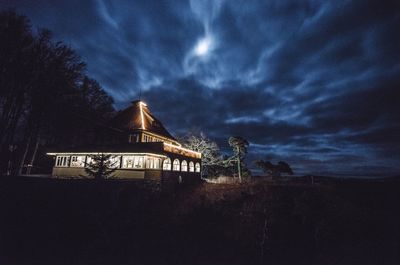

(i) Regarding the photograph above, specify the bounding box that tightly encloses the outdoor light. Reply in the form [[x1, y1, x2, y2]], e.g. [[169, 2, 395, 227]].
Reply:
[[139, 101, 146, 129]]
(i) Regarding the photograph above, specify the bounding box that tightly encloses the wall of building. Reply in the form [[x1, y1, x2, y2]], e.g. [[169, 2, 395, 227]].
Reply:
[[50, 149, 202, 190], [114, 169, 145, 179], [52, 167, 86, 177], [144, 169, 162, 181], [161, 171, 201, 190], [51, 165, 200, 192], [52, 167, 145, 179]]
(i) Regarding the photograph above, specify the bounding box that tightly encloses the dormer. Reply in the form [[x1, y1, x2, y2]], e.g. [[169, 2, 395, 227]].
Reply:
[[111, 100, 180, 146]]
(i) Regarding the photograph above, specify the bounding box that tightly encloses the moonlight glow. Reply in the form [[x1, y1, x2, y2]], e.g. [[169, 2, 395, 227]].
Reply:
[[194, 36, 212, 56], [6, 0, 398, 176]]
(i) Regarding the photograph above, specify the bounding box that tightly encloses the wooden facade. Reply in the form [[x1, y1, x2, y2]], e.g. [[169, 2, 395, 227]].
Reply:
[[47, 101, 202, 187]]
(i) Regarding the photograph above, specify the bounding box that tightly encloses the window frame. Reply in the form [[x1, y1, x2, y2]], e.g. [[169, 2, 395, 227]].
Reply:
[[146, 156, 161, 169], [122, 155, 144, 169], [163, 157, 172, 170], [70, 155, 86, 168], [109, 155, 121, 168], [181, 160, 188, 172], [56, 156, 70, 167], [173, 159, 180, 171], [189, 161, 195, 172]]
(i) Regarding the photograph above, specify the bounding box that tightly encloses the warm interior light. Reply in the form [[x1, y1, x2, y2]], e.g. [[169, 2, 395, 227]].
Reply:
[[46, 152, 167, 158]]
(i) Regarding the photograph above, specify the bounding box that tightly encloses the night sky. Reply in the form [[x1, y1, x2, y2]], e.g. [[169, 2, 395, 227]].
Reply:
[[2, 0, 400, 176]]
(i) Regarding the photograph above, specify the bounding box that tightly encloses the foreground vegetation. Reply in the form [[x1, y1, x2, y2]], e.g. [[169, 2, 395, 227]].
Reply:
[[0, 176, 399, 265]]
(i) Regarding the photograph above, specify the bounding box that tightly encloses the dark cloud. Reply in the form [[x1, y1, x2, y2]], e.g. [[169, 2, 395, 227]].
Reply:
[[2, 0, 399, 176]]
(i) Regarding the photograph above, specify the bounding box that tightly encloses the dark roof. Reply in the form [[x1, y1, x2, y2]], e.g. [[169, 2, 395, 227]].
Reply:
[[110, 100, 177, 141], [47, 142, 165, 154]]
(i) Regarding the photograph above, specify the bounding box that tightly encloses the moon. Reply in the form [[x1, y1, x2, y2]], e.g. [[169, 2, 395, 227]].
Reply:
[[194, 36, 212, 56]]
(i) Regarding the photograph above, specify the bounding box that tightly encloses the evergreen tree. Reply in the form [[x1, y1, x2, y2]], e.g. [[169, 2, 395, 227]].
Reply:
[[84, 153, 118, 180], [228, 136, 250, 181]]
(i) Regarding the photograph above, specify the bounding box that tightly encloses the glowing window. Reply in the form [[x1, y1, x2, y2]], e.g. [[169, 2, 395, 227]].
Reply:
[[146, 157, 161, 169], [189, 161, 194, 172], [154, 158, 160, 168], [122, 156, 144, 169], [173, 159, 180, 171], [109, 156, 121, 168], [181, 160, 188, 172], [56, 156, 70, 167], [85, 156, 93, 167], [195, 162, 200, 172], [163, 157, 171, 170], [70, 156, 85, 167]]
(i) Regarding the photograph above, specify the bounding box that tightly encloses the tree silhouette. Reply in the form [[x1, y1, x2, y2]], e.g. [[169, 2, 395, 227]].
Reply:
[[228, 136, 249, 181], [179, 132, 223, 176], [255, 160, 294, 178], [84, 154, 118, 180], [0, 11, 115, 175]]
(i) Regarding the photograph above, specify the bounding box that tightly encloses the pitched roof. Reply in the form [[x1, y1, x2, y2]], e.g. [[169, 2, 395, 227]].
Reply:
[[111, 100, 177, 141]]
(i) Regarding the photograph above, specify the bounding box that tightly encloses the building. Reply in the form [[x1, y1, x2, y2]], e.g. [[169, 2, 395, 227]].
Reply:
[[47, 100, 202, 187]]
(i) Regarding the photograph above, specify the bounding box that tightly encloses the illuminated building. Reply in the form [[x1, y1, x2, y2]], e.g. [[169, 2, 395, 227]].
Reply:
[[47, 100, 201, 187]]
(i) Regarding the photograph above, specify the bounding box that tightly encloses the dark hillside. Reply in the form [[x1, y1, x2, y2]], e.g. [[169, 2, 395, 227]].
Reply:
[[0, 177, 399, 265]]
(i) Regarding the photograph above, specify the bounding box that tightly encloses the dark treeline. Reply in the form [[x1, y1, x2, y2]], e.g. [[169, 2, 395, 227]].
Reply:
[[0, 11, 115, 176]]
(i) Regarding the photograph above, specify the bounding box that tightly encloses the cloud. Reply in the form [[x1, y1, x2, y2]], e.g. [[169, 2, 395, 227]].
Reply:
[[2, 0, 400, 176]]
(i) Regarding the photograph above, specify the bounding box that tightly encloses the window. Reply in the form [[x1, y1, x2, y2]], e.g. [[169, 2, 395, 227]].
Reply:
[[181, 160, 188, 172], [143, 134, 153, 142], [129, 134, 139, 143], [146, 157, 161, 169], [86, 156, 93, 167], [56, 156, 70, 167], [109, 156, 121, 168], [195, 162, 201, 172], [189, 161, 194, 172], [173, 159, 180, 171], [122, 156, 143, 169], [142, 134, 163, 143], [163, 158, 171, 170], [70, 156, 85, 167], [154, 158, 160, 168]]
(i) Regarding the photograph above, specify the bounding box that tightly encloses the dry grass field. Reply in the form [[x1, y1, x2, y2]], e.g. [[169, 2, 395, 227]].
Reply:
[[0, 176, 399, 265]]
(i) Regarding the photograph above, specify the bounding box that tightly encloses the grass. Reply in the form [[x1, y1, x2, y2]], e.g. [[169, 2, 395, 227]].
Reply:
[[0, 176, 399, 265]]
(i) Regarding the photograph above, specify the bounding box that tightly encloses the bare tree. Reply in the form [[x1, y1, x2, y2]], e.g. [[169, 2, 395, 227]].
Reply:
[[180, 133, 251, 180], [180, 132, 223, 176]]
